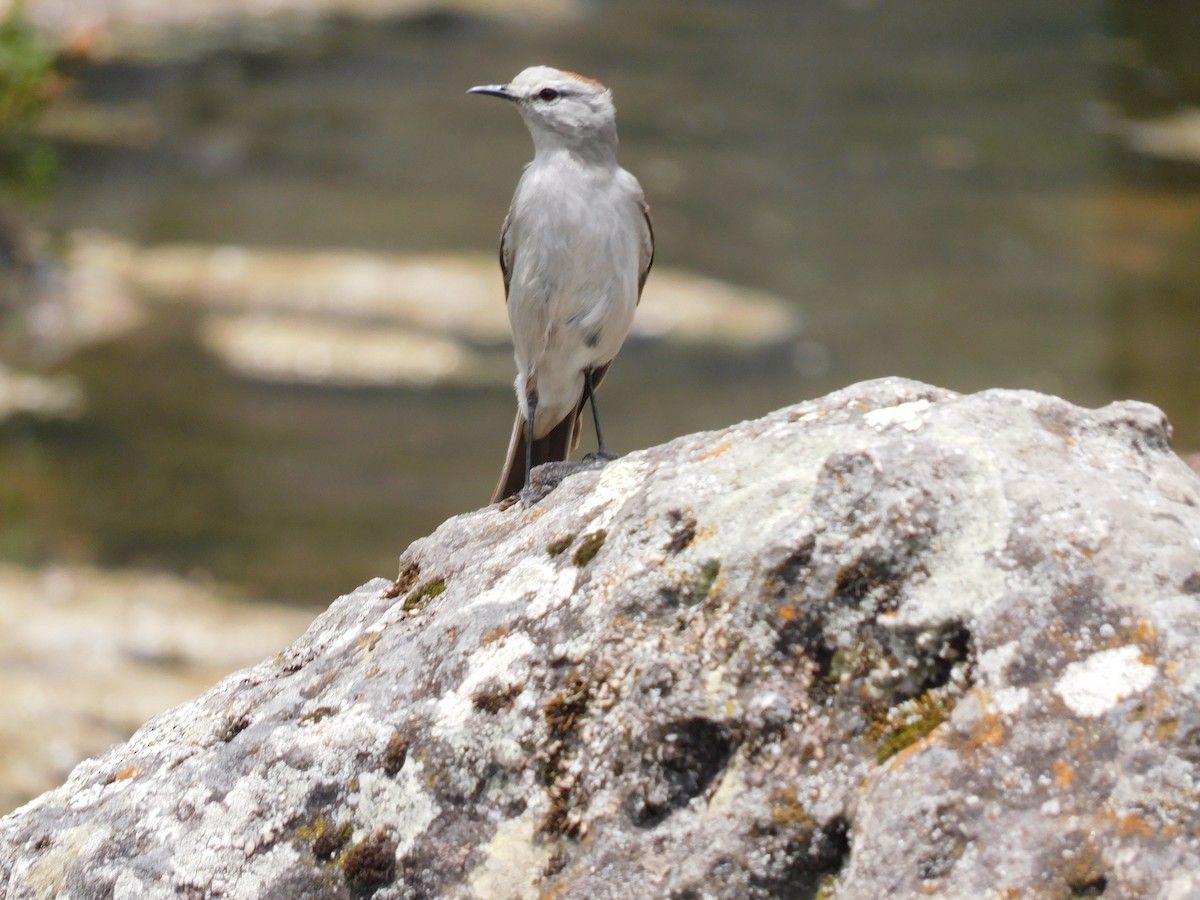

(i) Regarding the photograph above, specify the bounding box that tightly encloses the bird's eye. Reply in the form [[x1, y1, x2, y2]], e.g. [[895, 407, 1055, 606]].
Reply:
[[537, 88, 560, 102]]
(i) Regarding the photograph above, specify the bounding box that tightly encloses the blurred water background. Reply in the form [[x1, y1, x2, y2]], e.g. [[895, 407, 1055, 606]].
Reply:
[[2, 0, 1199, 608]]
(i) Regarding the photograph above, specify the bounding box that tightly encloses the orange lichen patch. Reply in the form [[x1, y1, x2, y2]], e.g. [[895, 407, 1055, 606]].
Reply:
[[1155, 718, 1178, 741], [776, 605, 798, 622], [1039, 417, 1074, 446], [108, 766, 139, 783], [1061, 721, 1102, 761], [1041, 621, 1083, 654], [1114, 812, 1155, 839], [699, 441, 733, 461], [769, 786, 812, 828], [1125, 683, 1173, 724], [1053, 760, 1074, 788], [1136, 620, 1158, 645], [563, 70, 606, 89], [963, 712, 1005, 754], [482, 625, 509, 645]]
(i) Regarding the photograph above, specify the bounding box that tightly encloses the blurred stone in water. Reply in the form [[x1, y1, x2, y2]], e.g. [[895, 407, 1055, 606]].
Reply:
[[60, 231, 804, 388]]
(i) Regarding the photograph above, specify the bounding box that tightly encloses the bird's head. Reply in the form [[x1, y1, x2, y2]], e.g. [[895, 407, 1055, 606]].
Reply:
[[469, 66, 618, 160]]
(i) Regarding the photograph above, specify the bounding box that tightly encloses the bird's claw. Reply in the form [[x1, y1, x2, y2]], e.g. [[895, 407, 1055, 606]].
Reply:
[[582, 451, 619, 463]]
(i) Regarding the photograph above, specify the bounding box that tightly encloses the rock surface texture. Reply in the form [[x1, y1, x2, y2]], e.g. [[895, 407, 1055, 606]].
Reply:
[[3, 377, 1200, 899]]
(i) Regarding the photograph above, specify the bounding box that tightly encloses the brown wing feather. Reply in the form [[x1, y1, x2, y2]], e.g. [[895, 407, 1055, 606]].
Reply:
[[499, 211, 514, 302], [637, 199, 654, 300]]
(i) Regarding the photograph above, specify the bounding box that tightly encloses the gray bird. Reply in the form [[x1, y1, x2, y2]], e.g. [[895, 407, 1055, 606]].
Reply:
[[468, 66, 654, 502]]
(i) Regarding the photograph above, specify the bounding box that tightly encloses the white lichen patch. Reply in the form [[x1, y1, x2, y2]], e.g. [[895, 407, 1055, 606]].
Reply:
[[522, 561, 579, 621], [862, 399, 932, 431], [977, 641, 1020, 687], [891, 453, 1009, 627], [346, 765, 438, 857], [464, 555, 575, 622], [1053, 645, 1157, 718], [433, 632, 536, 736], [993, 687, 1031, 716], [978, 640, 1032, 714], [576, 458, 650, 524], [466, 815, 549, 900]]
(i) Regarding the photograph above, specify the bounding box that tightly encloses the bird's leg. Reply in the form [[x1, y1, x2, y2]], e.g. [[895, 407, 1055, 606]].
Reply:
[[523, 389, 538, 497], [583, 368, 617, 461]]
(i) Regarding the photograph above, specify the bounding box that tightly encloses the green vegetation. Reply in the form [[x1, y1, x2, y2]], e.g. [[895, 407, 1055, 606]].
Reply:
[[572, 530, 607, 567], [0, 8, 58, 203], [546, 534, 575, 556], [381, 734, 409, 776], [294, 816, 353, 862], [691, 559, 721, 602], [402, 576, 446, 612], [340, 831, 396, 888], [871, 688, 956, 764]]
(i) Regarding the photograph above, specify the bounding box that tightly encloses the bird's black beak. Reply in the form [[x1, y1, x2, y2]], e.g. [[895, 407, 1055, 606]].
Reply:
[[467, 84, 517, 102]]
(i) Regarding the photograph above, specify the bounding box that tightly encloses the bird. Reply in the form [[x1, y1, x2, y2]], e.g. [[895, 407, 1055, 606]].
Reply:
[[468, 66, 654, 503]]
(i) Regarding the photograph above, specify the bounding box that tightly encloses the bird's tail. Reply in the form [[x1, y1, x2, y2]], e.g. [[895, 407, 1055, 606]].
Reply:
[[490, 406, 584, 503]]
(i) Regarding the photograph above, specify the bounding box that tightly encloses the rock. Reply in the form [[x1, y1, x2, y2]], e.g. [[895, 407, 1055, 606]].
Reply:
[[0, 365, 84, 422], [10, 0, 580, 61], [0, 565, 313, 815], [195, 313, 504, 388], [62, 231, 803, 387], [3, 377, 1200, 898], [1121, 107, 1200, 165], [18, 230, 145, 361]]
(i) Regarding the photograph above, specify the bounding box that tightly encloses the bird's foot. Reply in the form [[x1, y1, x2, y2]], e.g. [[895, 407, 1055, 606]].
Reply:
[[582, 451, 619, 462]]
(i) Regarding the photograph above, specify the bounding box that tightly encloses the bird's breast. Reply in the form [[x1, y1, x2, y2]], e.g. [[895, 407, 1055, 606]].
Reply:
[[507, 168, 642, 322]]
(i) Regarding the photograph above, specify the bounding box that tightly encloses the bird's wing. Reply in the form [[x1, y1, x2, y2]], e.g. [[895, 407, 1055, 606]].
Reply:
[[637, 198, 655, 300], [499, 209, 514, 302]]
